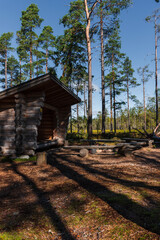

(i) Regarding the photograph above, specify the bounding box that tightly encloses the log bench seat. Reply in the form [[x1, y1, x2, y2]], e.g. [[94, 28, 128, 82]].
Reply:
[[63, 142, 144, 157]]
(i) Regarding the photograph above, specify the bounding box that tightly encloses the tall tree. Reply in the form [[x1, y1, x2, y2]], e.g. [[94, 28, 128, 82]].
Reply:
[[0, 32, 13, 89], [121, 56, 137, 131], [96, 0, 131, 134], [138, 65, 152, 130], [16, 30, 29, 82], [84, 0, 99, 137], [146, 9, 160, 126], [56, 0, 87, 87], [7, 55, 19, 87], [39, 26, 55, 73], [19, 4, 43, 79], [105, 20, 124, 133]]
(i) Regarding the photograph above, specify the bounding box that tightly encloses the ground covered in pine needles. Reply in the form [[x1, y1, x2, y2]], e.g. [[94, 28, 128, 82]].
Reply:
[[0, 147, 160, 240]]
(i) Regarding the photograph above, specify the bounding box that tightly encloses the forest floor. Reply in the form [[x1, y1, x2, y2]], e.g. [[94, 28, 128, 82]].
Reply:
[[0, 147, 160, 240]]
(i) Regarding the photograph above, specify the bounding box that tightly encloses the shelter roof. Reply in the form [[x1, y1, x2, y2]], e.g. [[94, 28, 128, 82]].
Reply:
[[0, 73, 81, 107]]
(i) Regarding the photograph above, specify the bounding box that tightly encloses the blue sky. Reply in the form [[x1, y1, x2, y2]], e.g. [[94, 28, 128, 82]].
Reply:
[[0, 0, 159, 116]]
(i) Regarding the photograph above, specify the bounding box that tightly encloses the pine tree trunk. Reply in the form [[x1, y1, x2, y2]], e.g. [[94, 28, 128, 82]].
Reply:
[[70, 109, 73, 134], [36, 51, 39, 77], [127, 77, 130, 131], [84, 81, 86, 119], [77, 103, 79, 134], [110, 79, 113, 131], [84, 0, 92, 138], [100, 3, 105, 135], [46, 48, 48, 73], [155, 15, 158, 126], [5, 49, 7, 89], [30, 43, 32, 80], [10, 71, 13, 87], [143, 71, 146, 130], [77, 88, 79, 135], [20, 59, 22, 83], [112, 53, 116, 133]]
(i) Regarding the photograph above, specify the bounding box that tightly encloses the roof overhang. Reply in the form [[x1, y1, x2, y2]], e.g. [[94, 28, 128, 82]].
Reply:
[[0, 73, 81, 107]]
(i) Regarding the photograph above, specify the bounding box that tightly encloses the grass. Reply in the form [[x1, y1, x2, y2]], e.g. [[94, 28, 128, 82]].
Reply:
[[0, 156, 36, 163], [0, 232, 23, 240]]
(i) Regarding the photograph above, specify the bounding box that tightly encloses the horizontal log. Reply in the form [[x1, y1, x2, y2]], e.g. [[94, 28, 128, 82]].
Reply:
[[0, 120, 15, 125], [25, 106, 41, 112], [24, 119, 41, 126], [0, 125, 15, 130], [23, 109, 41, 116], [15, 93, 25, 99], [16, 126, 38, 132], [23, 142, 37, 150], [80, 139, 126, 143], [26, 97, 45, 104], [122, 138, 149, 142], [22, 112, 42, 119], [0, 104, 15, 109], [63, 145, 116, 150], [1, 149, 16, 155], [15, 98, 26, 104], [0, 99, 15, 104], [26, 101, 44, 108], [0, 130, 16, 135], [0, 109, 15, 114], [1, 142, 16, 148], [23, 149, 35, 156], [0, 136, 15, 142], [37, 140, 60, 150], [23, 135, 37, 142]]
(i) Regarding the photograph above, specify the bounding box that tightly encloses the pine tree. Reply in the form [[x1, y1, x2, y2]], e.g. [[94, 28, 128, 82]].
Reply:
[[121, 56, 138, 131], [16, 30, 28, 82], [39, 26, 55, 73], [56, 0, 87, 87], [7, 55, 20, 87], [146, 9, 160, 126], [19, 4, 43, 79], [96, 0, 132, 134], [33, 38, 45, 77], [105, 20, 124, 133], [0, 32, 13, 89], [138, 65, 152, 130], [84, 0, 100, 137]]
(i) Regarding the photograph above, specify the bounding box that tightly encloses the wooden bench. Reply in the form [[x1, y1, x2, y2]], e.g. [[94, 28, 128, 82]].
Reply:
[[63, 143, 142, 157]]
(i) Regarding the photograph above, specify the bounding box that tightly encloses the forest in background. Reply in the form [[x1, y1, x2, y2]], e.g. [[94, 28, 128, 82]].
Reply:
[[0, 0, 160, 137]]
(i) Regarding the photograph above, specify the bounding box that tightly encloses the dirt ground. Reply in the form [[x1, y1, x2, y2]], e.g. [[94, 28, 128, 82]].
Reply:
[[0, 147, 160, 240]]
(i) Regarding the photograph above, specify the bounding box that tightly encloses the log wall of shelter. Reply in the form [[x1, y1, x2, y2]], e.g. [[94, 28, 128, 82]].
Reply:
[[0, 101, 16, 155], [0, 91, 71, 156], [15, 92, 45, 155]]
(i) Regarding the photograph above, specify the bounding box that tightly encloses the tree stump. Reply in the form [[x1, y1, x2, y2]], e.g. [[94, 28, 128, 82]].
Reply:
[[36, 152, 47, 166], [79, 148, 89, 157]]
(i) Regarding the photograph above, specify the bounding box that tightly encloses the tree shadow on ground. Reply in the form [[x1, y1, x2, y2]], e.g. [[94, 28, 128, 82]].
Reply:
[[0, 160, 76, 240], [48, 151, 160, 236]]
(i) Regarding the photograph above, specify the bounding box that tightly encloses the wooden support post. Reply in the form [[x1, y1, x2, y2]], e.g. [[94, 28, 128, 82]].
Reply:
[[36, 152, 47, 166]]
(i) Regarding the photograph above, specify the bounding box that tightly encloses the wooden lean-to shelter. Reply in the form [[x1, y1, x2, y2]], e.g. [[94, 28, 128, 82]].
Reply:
[[0, 73, 80, 156]]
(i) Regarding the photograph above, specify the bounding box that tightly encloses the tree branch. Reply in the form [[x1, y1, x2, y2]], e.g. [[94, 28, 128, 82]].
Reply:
[[89, 0, 99, 18]]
